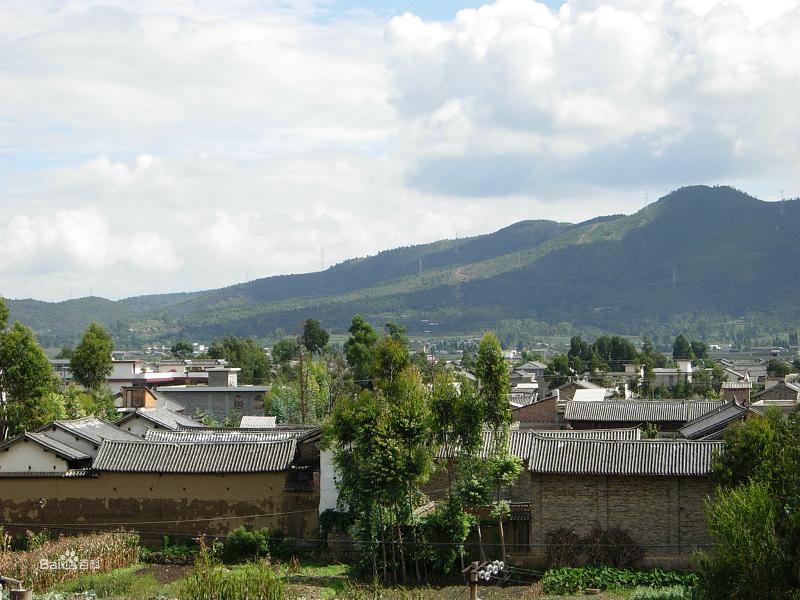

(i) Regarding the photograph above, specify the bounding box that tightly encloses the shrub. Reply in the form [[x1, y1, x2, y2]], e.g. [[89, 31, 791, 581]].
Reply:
[[222, 527, 270, 564], [698, 479, 785, 599], [583, 526, 644, 568], [541, 567, 699, 594], [180, 544, 289, 600], [545, 528, 582, 567], [140, 537, 199, 565]]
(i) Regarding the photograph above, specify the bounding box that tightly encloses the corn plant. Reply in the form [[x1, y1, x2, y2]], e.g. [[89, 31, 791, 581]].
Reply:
[[0, 530, 139, 591]]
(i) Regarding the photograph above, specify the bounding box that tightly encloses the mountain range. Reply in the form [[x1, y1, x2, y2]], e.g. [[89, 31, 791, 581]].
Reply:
[[7, 185, 800, 347]]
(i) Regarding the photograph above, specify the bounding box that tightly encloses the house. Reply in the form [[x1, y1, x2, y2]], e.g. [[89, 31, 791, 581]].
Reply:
[[512, 395, 561, 429], [32, 417, 141, 459], [564, 400, 724, 431], [652, 360, 693, 388], [115, 386, 188, 412], [679, 399, 762, 440], [524, 437, 721, 568], [156, 367, 270, 419], [516, 361, 547, 381], [551, 380, 604, 402], [720, 381, 752, 403], [0, 432, 92, 474], [1, 431, 322, 542], [106, 360, 178, 395], [752, 380, 800, 413], [116, 408, 202, 438]]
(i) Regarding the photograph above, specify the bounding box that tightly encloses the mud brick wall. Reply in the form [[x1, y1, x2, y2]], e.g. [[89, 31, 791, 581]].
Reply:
[[0, 472, 319, 542]]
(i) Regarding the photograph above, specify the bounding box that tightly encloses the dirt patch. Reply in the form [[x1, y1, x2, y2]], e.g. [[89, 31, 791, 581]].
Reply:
[[137, 563, 193, 584]]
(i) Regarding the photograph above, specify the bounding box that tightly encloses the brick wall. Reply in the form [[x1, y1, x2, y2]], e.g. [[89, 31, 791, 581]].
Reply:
[[512, 395, 561, 428], [526, 473, 713, 569]]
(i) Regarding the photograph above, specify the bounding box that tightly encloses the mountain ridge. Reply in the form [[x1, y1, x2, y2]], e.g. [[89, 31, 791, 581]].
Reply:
[[7, 185, 799, 346]]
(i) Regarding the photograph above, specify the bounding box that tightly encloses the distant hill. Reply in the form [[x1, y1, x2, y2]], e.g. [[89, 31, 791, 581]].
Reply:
[[7, 186, 800, 347]]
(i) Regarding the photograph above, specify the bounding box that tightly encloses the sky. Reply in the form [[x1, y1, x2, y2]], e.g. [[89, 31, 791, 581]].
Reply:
[[1, 0, 799, 302]]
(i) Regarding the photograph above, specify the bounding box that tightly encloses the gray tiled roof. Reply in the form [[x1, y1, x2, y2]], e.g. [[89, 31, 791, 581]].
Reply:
[[240, 416, 277, 428], [0, 432, 91, 462], [437, 428, 642, 459], [145, 429, 303, 443], [93, 439, 297, 473], [679, 400, 755, 440], [564, 400, 724, 423], [528, 437, 722, 476], [118, 408, 200, 431], [41, 417, 141, 445], [27, 432, 92, 461]]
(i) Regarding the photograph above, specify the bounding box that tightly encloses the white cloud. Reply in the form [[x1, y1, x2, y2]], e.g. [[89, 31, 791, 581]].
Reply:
[[387, 0, 800, 195], [0, 0, 798, 301]]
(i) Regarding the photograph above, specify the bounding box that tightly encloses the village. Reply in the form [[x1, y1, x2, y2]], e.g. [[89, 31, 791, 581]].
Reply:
[[2, 312, 797, 598]]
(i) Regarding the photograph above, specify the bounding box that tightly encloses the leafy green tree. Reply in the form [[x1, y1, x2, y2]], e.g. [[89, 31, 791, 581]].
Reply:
[[767, 358, 791, 378], [672, 334, 694, 360], [701, 410, 800, 597], [55, 346, 74, 360], [375, 324, 410, 393], [324, 365, 435, 582], [460, 347, 476, 371], [475, 331, 519, 562], [691, 341, 708, 359], [272, 337, 300, 365], [208, 336, 271, 384], [71, 323, 114, 390], [545, 353, 571, 388], [301, 319, 329, 354], [170, 341, 194, 359], [0, 322, 60, 439], [0, 297, 8, 331], [592, 336, 638, 371], [344, 315, 378, 388]]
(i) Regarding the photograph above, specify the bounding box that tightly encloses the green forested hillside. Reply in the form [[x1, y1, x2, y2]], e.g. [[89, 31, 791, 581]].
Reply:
[[7, 186, 800, 347]]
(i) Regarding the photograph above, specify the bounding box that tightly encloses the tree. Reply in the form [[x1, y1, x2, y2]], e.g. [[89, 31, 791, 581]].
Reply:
[[344, 315, 378, 388], [0, 297, 8, 331], [690, 341, 708, 360], [170, 341, 194, 359], [207, 337, 271, 384], [767, 358, 791, 378], [71, 323, 114, 390], [475, 331, 519, 562], [672, 334, 694, 360], [701, 410, 800, 597], [0, 322, 60, 439], [272, 337, 300, 365], [375, 324, 410, 393], [301, 319, 329, 354]]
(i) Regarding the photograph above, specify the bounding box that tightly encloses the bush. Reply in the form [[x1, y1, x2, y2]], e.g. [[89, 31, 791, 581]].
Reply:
[[140, 537, 199, 565], [545, 528, 582, 567], [583, 526, 644, 568], [629, 586, 693, 600], [698, 479, 785, 599], [223, 527, 270, 564], [180, 545, 289, 600], [541, 567, 699, 594]]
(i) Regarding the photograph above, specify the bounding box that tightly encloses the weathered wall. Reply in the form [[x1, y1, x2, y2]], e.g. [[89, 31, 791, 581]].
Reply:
[[156, 390, 265, 418], [0, 472, 319, 542], [526, 473, 713, 569], [0, 441, 70, 473], [117, 417, 165, 439]]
